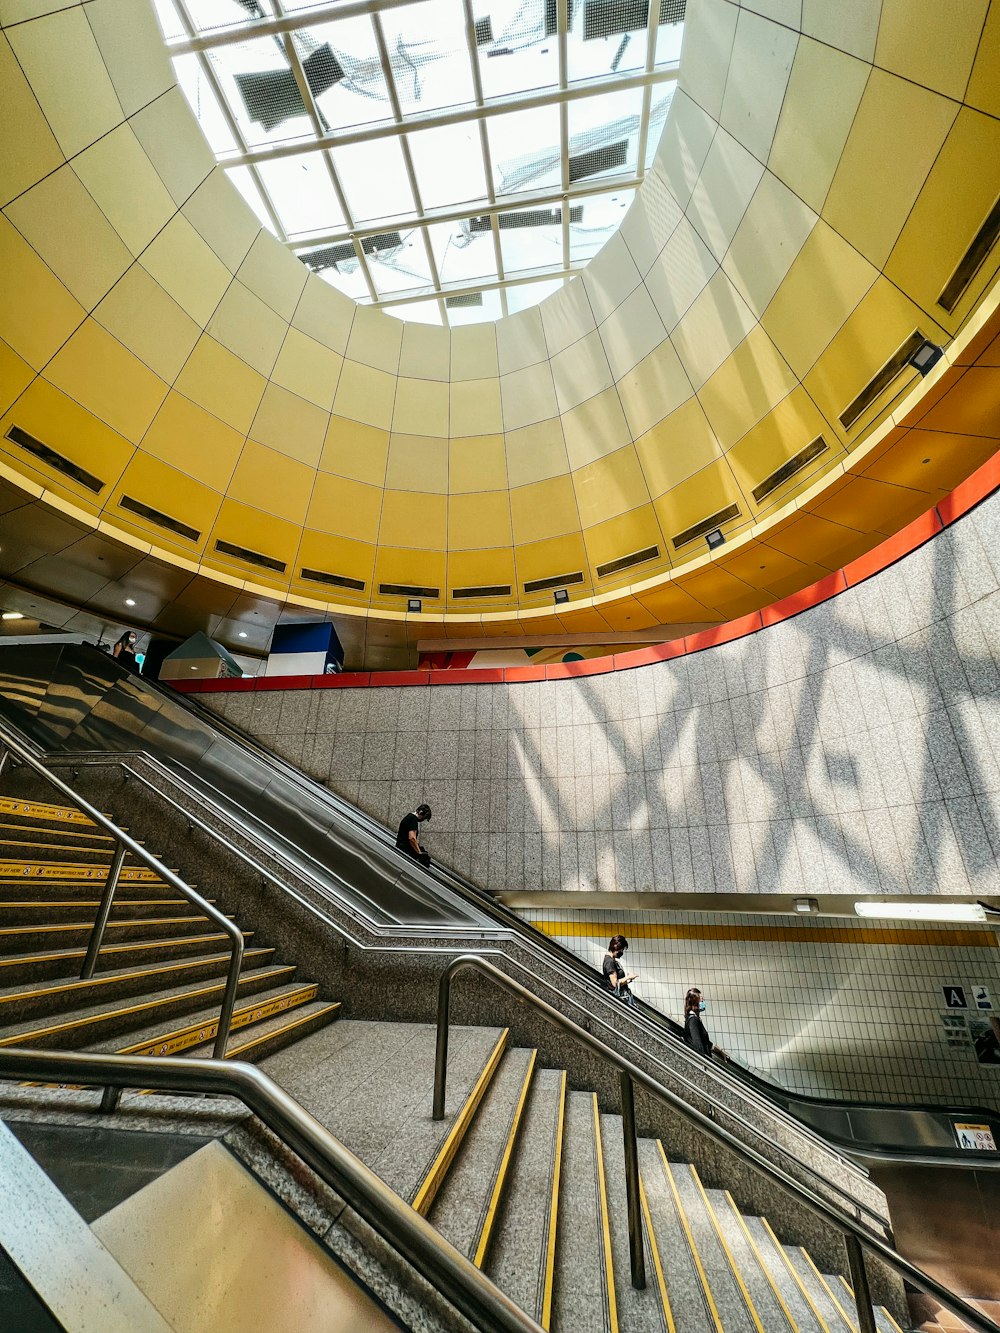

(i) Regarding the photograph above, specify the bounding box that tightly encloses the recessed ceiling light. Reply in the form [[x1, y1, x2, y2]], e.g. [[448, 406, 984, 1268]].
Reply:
[[855, 900, 986, 923], [190, 666, 198, 671], [2, 611, 24, 620], [124, 598, 136, 607], [238, 631, 248, 638]]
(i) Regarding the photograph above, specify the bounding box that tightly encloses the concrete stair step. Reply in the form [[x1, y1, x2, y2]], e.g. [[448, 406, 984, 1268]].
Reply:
[[0, 946, 276, 1026], [0, 913, 236, 956], [598, 1111, 670, 1333], [185, 998, 342, 1063], [703, 1187, 797, 1333], [834, 1272, 909, 1333], [428, 1045, 536, 1262], [0, 796, 110, 835], [485, 1066, 566, 1327], [0, 881, 186, 903], [0, 963, 292, 1051], [106, 981, 324, 1059], [0, 841, 154, 868], [784, 1245, 862, 1333], [0, 929, 255, 988], [741, 1214, 836, 1333], [550, 1091, 617, 1333], [637, 1137, 724, 1333], [665, 1160, 770, 1333], [0, 899, 212, 926]]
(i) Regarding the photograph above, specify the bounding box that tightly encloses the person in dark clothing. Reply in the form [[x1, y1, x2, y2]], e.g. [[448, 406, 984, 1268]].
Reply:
[[682, 987, 726, 1059], [602, 934, 637, 1006], [396, 803, 432, 866], [112, 630, 139, 672]]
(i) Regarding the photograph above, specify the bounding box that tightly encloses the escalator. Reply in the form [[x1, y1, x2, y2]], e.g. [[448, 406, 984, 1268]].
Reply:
[[1, 641, 998, 1174]]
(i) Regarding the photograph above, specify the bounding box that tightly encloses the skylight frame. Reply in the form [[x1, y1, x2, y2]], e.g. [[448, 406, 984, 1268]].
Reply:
[[163, 0, 682, 325]]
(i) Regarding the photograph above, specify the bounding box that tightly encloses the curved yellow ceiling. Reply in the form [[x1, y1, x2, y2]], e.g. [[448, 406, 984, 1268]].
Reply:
[[0, 0, 999, 641]]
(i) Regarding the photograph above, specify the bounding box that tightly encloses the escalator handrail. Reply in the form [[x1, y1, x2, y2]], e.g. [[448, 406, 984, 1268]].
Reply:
[[0, 1046, 542, 1333], [0, 725, 245, 1061], [435, 956, 1000, 1333]]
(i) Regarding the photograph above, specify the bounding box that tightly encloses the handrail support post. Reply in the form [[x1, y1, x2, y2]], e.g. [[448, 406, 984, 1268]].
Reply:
[[433, 967, 452, 1120], [844, 1233, 878, 1333], [100, 1085, 122, 1115], [81, 842, 127, 980], [620, 1070, 646, 1290]]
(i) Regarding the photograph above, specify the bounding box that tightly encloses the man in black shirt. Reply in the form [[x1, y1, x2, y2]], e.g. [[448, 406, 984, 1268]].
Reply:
[[396, 803, 432, 866]]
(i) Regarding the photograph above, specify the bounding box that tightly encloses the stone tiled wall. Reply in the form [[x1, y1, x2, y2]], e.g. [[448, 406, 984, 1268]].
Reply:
[[206, 492, 1000, 898]]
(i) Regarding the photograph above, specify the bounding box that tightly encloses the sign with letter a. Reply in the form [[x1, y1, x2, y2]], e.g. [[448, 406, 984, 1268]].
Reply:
[[943, 986, 968, 1009]]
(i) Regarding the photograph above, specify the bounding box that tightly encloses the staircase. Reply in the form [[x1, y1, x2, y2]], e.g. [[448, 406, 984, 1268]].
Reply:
[[0, 792, 917, 1333], [248, 1019, 912, 1333], [0, 794, 340, 1063]]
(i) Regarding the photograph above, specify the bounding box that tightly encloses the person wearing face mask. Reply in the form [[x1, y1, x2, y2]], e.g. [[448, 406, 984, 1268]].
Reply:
[[683, 987, 726, 1059], [602, 935, 638, 1006]]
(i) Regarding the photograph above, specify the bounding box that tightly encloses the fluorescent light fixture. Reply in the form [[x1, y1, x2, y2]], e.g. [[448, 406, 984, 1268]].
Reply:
[[1, 611, 23, 620], [125, 598, 136, 607], [855, 900, 986, 923], [794, 898, 818, 914]]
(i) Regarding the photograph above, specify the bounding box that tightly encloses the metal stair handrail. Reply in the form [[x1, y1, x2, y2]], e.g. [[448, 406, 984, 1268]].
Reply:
[[0, 728, 244, 1060], [434, 954, 1000, 1333], [0, 1046, 542, 1333]]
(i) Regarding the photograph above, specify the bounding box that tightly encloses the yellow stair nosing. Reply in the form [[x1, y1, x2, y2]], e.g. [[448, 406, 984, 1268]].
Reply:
[[540, 1068, 567, 1332], [639, 1172, 677, 1333], [720, 1191, 804, 1333], [657, 1144, 726, 1333], [691, 1166, 768, 1333], [473, 1047, 537, 1269], [0, 930, 253, 969], [0, 915, 230, 937], [0, 965, 296, 1047], [592, 1092, 619, 1333], [220, 1000, 342, 1058], [117, 982, 320, 1057], [798, 1248, 859, 1333], [412, 1027, 509, 1217], [758, 1216, 835, 1333]]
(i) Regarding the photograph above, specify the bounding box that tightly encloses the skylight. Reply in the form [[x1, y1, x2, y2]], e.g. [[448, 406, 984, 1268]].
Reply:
[[156, 0, 684, 325]]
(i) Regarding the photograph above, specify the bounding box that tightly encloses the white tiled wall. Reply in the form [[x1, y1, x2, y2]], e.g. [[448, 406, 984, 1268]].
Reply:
[[520, 907, 1000, 1106]]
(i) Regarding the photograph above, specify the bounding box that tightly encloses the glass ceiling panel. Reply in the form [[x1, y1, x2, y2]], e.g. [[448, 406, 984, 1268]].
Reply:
[[568, 187, 634, 259], [408, 124, 488, 209], [256, 153, 345, 235], [474, 0, 560, 99], [380, 0, 476, 115], [334, 137, 416, 220], [429, 217, 499, 286], [365, 228, 435, 296], [160, 0, 683, 324], [497, 204, 564, 273], [290, 18, 397, 132], [488, 105, 562, 195], [567, 85, 644, 180]]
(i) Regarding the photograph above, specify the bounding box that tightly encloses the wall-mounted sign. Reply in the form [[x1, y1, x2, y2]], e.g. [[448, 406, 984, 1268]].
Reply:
[[941, 1013, 972, 1048], [954, 1123, 997, 1151], [972, 984, 993, 1011], [943, 985, 968, 1009]]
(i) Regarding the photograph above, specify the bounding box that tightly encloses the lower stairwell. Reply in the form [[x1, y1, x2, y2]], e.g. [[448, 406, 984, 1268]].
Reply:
[[0, 793, 340, 1064]]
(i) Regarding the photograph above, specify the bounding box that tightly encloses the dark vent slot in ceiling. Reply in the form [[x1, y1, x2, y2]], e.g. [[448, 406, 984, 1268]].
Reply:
[[568, 139, 628, 182], [379, 582, 440, 598], [938, 193, 1000, 313], [596, 544, 660, 578], [445, 292, 483, 308], [214, 539, 286, 574], [300, 567, 365, 592], [452, 584, 513, 599], [839, 330, 925, 430], [671, 503, 741, 550], [119, 495, 200, 543], [752, 436, 829, 504], [6, 426, 103, 494], [523, 570, 585, 593]]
